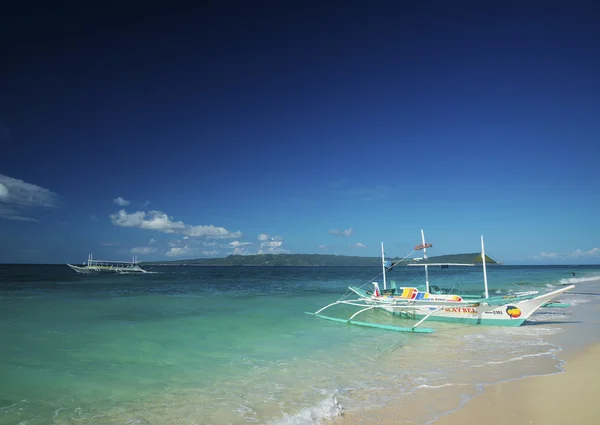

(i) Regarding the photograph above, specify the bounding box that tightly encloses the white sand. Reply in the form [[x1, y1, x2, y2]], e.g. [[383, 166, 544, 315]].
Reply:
[[328, 342, 600, 425], [432, 342, 600, 425]]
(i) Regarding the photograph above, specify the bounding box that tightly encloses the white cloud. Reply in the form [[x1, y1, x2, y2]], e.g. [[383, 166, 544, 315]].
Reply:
[[0, 174, 58, 221], [229, 241, 251, 248], [110, 210, 179, 231], [149, 238, 156, 245], [257, 234, 283, 242], [350, 242, 367, 249], [113, 197, 130, 206], [318, 244, 327, 249], [185, 224, 242, 238], [109, 209, 242, 239], [131, 246, 157, 254], [0, 184, 8, 200], [165, 246, 194, 257], [257, 234, 290, 254], [0, 174, 58, 207], [329, 228, 354, 237]]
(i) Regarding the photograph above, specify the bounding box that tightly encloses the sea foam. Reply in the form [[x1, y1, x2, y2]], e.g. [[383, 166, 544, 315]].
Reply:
[[268, 396, 342, 425]]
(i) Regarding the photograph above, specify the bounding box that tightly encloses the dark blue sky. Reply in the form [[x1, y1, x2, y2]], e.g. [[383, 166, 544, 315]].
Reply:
[[1, 1, 599, 264]]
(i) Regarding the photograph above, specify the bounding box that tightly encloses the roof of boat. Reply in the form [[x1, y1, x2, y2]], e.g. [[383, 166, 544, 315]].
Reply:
[[87, 260, 142, 264]]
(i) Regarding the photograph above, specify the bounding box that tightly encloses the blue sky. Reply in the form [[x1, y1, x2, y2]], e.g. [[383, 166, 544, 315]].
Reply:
[[1, 1, 599, 264]]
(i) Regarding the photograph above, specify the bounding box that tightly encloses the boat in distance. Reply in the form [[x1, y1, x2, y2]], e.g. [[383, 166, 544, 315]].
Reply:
[[67, 254, 150, 274]]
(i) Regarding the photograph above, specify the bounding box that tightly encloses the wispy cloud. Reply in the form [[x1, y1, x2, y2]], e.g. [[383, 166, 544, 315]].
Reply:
[[131, 246, 157, 254], [166, 246, 194, 257], [113, 197, 130, 206], [109, 209, 242, 239], [350, 242, 367, 249], [538, 252, 560, 259], [165, 245, 219, 257], [100, 241, 120, 246], [0, 205, 39, 222], [0, 174, 58, 221], [149, 238, 156, 245], [229, 241, 251, 248], [163, 234, 290, 258], [329, 228, 354, 237], [533, 248, 600, 261], [570, 248, 600, 258]]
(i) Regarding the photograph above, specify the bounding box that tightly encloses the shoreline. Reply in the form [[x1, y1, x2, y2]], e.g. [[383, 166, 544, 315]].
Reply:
[[431, 341, 600, 425], [328, 340, 600, 425]]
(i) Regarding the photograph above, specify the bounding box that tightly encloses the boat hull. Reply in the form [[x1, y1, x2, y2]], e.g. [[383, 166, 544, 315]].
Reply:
[[66, 264, 148, 274], [67, 264, 96, 274], [351, 284, 574, 327]]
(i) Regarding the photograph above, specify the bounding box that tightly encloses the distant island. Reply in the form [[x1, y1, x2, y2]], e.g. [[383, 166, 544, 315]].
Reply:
[[144, 253, 395, 267], [143, 252, 499, 267]]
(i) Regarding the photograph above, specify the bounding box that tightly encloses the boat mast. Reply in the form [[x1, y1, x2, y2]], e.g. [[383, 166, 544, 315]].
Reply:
[[421, 229, 430, 293], [381, 242, 387, 290], [481, 235, 489, 298]]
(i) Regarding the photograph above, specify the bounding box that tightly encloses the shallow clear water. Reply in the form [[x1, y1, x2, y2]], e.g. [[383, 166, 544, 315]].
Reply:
[[1, 264, 599, 424]]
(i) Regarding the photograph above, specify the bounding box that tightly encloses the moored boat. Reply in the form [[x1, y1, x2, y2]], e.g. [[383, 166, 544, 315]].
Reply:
[[67, 254, 149, 274], [307, 232, 575, 332]]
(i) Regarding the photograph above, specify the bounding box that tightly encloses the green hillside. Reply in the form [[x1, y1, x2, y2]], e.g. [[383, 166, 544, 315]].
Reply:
[[144, 253, 396, 266]]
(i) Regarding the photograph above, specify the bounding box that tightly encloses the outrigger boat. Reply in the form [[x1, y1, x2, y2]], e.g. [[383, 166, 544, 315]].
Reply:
[[403, 230, 571, 309], [307, 233, 575, 333], [67, 254, 150, 274]]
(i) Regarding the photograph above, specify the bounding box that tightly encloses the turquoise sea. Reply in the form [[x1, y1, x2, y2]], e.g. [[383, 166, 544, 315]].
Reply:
[[1, 264, 600, 425]]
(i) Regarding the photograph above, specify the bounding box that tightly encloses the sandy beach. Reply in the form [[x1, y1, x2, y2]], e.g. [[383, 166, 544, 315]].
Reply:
[[432, 341, 600, 425], [328, 341, 600, 425]]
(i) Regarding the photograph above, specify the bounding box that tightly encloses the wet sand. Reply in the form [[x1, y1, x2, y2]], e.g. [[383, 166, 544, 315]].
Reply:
[[432, 341, 600, 425], [327, 341, 600, 425]]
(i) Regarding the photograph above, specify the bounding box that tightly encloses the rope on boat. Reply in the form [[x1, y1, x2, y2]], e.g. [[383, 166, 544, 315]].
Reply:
[[337, 249, 417, 302]]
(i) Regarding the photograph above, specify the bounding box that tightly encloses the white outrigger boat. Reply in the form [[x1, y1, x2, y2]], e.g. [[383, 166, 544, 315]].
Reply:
[[67, 254, 150, 274], [307, 233, 575, 333]]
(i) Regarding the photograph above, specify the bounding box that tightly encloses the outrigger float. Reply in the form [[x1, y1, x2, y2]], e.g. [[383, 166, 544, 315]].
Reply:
[[307, 232, 575, 333], [67, 254, 150, 274]]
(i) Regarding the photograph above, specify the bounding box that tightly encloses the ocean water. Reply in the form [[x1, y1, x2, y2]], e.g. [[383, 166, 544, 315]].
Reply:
[[1, 264, 599, 425]]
